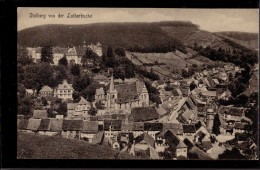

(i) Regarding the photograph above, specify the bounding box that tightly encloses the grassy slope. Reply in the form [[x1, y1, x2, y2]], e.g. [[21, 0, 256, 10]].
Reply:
[[17, 132, 136, 159]]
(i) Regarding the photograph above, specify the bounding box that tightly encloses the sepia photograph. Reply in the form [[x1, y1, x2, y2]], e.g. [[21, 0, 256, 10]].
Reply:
[[17, 7, 259, 160]]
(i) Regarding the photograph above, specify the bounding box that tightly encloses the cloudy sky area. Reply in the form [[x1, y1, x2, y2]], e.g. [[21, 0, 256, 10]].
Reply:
[[18, 8, 259, 33]]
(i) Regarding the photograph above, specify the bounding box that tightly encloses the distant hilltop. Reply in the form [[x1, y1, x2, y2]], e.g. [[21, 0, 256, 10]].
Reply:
[[18, 21, 258, 52]]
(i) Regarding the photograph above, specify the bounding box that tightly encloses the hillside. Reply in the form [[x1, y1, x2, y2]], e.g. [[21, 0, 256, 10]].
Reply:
[[17, 132, 136, 159], [215, 31, 258, 50], [17, 22, 186, 53]]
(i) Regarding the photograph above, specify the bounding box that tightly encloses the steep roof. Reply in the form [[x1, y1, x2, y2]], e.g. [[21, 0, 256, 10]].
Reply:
[[17, 118, 29, 130], [62, 119, 83, 131], [130, 106, 159, 122], [33, 110, 48, 119], [201, 141, 213, 151], [50, 118, 63, 132], [182, 124, 196, 133], [186, 98, 196, 109], [40, 86, 53, 92], [133, 122, 144, 131], [92, 131, 104, 144], [189, 146, 213, 160], [135, 133, 155, 148], [144, 122, 163, 131], [27, 118, 42, 131], [115, 83, 139, 104], [38, 118, 51, 131], [218, 106, 244, 117], [121, 123, 134, 131], [163, 123, 183, 135], [181, 110, 197, 122], [82, 121, 99, 133], [78, 97, 90, 105]]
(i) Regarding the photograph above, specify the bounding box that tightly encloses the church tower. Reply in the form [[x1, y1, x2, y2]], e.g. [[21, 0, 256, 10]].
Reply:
[[206, 106, 215, 132], [83, 37, 87, 48], [107, 74, 117, 112]]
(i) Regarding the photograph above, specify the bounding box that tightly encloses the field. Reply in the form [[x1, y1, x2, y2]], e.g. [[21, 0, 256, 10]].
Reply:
[[17, 132, 136, 159]]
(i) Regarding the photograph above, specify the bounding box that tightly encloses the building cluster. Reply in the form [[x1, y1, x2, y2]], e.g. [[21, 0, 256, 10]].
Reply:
[[19, 57, 256, 159], [26, 41, 102, 65]]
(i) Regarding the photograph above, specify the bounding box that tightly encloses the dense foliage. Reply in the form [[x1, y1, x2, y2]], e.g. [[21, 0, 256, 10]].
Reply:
[[18, 23, 187, 53]]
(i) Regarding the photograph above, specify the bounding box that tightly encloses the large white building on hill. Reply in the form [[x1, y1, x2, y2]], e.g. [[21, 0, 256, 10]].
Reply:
[[26, 41, 102, 65]]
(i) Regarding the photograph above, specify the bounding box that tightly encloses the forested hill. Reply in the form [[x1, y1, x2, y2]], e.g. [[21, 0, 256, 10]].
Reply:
[[214, 31, 258, 50], [17, 22, 188, 53]]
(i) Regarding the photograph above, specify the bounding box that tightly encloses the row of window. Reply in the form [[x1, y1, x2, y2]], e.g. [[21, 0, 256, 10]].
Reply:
[[58, 90, 72, 93]]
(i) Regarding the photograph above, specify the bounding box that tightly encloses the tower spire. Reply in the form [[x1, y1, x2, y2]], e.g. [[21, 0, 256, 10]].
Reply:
[[109, 73, 115, 92]]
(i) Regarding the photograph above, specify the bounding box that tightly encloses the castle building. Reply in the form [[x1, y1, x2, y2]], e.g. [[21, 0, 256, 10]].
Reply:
[[106, 75, 149, 112]]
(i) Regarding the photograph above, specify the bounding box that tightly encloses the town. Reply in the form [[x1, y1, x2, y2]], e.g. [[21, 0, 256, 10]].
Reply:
[[17, 39, 258, 160]]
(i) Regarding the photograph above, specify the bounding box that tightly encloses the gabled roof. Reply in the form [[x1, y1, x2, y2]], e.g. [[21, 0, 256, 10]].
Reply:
[[27, 118, 42, 131], [67, 103, 78, 110], [176, 140, 187, 149], [234, 122, 247, 130], [82, 121, 99, 133], [33, 110, 48, 119], [38, 118, 51, 131], [104, 119, 122, 131], [135, 133, 155, 147], [50, 118, 63, 132], [218, 106, 244, 117], [96, 87, 105, 95], [186, 98, 196, 109], [182, 124, 196, 133], [130, 107, 159, 122], [57, 80, 73, 90], [111, 114, 127, 120], [156, 107, 168, 116], [40, 86, 53, 92], [78, 97, 90, 105], [201, 90, 217, 97], [62, 119, 83, 131], [121, 123, 134, 131]]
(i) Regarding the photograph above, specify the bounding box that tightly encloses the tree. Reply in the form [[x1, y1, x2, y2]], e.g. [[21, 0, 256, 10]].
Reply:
[[106, 46, 115, 68], [58, 54, 68, 67], [81, 47, 99, 67], [17, 47, 33, 66], [114, 47, 126, 57], [72, 74, 91, 92], [88, 107, 97, 116], [57, 101, 68, 117], [212, 114, 221, 136], [18, 96, 33, 116], [72, 91, 81, 103], [70, 64, 81, 77], [52, 65, 69, 87], [218, 147, 246, 160], [41, 97, 48, 106], [41, 45, 53, 64]]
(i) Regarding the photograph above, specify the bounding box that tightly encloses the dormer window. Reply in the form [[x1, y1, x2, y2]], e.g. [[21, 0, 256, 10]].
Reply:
[[64, 85, 67, 88]]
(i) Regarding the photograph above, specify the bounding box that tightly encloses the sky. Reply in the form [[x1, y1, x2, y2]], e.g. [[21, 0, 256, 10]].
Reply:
[[17, 8, 259, 33]]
